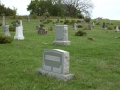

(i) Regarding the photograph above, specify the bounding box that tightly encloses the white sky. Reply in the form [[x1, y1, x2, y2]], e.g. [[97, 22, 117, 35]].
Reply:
[[1, 0, 120, 20]]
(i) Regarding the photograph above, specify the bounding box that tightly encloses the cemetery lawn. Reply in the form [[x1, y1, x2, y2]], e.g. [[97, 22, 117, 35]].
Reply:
[[0, 18, 120, 90]]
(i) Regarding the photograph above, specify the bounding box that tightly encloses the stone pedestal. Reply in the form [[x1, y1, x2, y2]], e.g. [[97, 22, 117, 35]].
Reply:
[[53, 25, 70, 46], [37, 49, 74, 81]]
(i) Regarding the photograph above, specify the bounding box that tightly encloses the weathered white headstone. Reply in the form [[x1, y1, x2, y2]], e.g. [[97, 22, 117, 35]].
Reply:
[[4, 25, 10, 37], [37, 49, 74, 81], [14, 20, 24, 40], [53, 25, 70, 46], [115, 25, 119, 32], [73, 23, 77, 30]]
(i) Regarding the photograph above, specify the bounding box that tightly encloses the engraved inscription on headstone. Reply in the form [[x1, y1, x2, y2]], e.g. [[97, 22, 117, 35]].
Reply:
[[37, 49, 74, 81]]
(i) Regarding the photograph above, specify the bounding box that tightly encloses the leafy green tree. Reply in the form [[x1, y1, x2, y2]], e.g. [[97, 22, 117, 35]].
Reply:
[[0, 4, 14, 16]]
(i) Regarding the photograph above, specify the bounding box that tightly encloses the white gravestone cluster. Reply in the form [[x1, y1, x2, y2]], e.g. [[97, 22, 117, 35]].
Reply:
[[14, 20, 24, 40], [53, 25, 70, 46], [37, 49, 74, 81]]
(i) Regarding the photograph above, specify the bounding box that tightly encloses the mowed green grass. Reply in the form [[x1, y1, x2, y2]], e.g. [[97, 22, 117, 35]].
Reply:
[[0, 18, 120, 90]]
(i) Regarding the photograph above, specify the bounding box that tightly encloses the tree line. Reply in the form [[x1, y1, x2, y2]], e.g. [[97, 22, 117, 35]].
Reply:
[[27, 0, 93, 18], [0, 4, 14, 16]]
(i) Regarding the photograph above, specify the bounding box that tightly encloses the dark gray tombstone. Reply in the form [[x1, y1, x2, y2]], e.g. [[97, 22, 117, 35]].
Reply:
[[44, 16, 48, 22], [37, 49, 74, 81], [38, 29, 47, 35], [88, 24, 92, 30], [102, 22, 107, 29], [57, 18, 60, 23]]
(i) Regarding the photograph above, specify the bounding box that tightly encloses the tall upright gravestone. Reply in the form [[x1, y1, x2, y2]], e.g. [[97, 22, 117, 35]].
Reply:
[[37, 49, 74, 81], [4, 25, 10, 37], [14, 20, 24, 40], [2, 16, 6, 31], [53, 25, 70, 46]]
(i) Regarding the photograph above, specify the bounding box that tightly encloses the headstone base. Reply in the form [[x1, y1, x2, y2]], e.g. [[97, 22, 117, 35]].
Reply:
[[53, 41, 70, 46], [37, 68, 74, 82], [14, 36, 24, 40]]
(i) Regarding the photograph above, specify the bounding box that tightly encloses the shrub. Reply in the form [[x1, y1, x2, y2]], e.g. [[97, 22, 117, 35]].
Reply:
[[60, 20, 63, 23], [77, 24, 83, 28], [0, 23, 2, 26], [96, 22, 100, 25], [84, 17, 91, 22], [64, 20, 70, 24], [9, 25, 15, 32], [48, 26, 53, 31], [75, 30, 86, 36], [107, 26, 113, 30], [83, 27, 90, 30], [30, 13, 37, 19], [40, 24, 45, 29], [0, 36, 13, 44]]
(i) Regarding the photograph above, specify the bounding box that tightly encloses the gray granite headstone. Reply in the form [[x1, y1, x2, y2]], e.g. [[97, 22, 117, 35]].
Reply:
[[36, 20, 40, 30], [53, 25, 70, 46], [37, 49, 74, 81], [92, 22, 95, 27], [26, 16, 30, 22], [57, 18, 60, 23], [2, 16, 6, 31], [88, 24, 92, 30], [4, 25, 10, 37]]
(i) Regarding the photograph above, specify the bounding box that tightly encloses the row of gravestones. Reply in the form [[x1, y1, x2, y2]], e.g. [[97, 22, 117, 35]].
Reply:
[[2, 16, 24, 40]]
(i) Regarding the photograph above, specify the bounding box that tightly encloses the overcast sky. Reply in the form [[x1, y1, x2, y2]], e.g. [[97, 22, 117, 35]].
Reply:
[[1, 0, 120, 20]]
